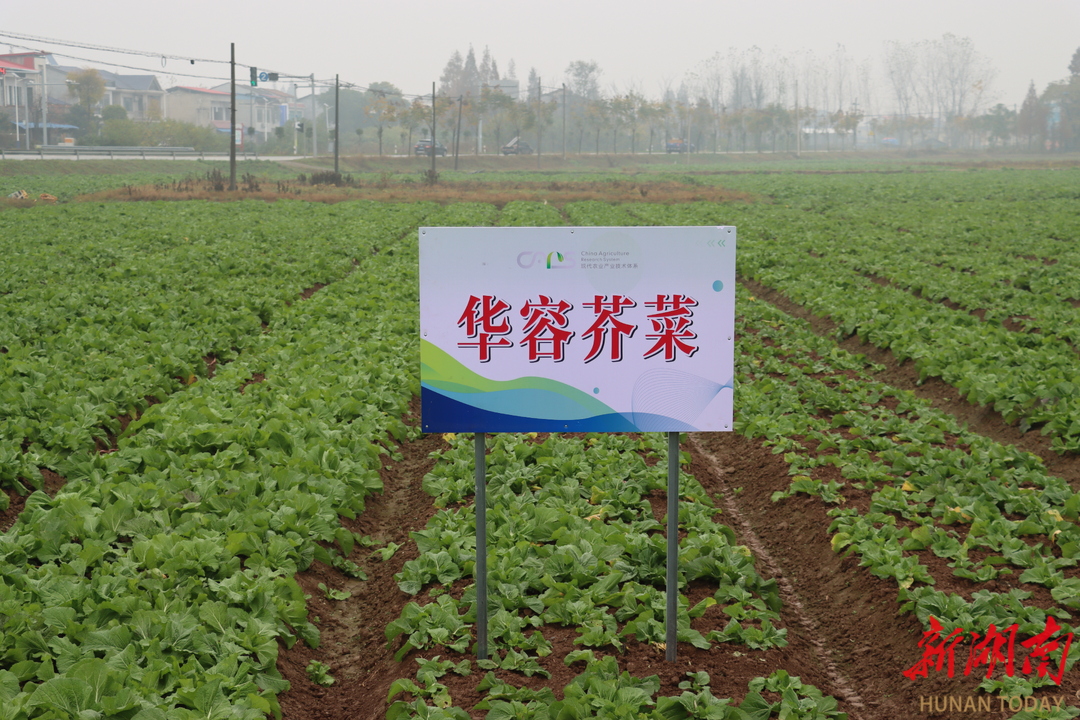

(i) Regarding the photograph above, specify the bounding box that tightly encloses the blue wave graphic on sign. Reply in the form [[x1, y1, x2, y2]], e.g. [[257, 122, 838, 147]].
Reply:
[[421, 386, 698, 433]]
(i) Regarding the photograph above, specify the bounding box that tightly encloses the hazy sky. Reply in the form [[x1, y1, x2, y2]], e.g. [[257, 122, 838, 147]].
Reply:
[[3, 0, 1077, 112]]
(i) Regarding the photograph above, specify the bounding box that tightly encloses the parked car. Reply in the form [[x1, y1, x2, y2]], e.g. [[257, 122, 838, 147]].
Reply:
[[665, 139, 695, 153], [414, 139, 448, 156], [501, 137, 534, 155]]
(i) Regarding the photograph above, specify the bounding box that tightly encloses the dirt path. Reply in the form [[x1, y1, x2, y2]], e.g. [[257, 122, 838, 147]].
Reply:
[[691, 431, 981, 720]]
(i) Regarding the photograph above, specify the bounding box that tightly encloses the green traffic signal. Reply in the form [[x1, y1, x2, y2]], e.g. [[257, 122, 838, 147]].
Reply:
[[249, 67, 258, 86]]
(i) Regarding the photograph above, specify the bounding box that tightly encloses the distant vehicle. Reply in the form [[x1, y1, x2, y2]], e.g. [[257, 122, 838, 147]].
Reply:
[[879, 137, 900, 147], [665, 139, 695, 153], [501, 137, 534, 155], [414, 139, 447, 156]]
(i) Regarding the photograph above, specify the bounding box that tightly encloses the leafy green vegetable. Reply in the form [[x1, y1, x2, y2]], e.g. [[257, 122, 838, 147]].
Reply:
[[305, 660, 335, 687]]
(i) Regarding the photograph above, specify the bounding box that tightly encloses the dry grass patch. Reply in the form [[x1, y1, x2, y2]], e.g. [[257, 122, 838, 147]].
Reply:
[[75, 177, 758, 207]]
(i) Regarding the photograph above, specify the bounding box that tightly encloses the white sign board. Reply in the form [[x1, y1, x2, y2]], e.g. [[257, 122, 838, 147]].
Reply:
[[420, 226, 735, 433]]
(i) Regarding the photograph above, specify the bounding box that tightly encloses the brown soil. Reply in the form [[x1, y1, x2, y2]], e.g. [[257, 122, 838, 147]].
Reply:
[[691, 432, 1080, 719], [273, 421, 854, 720], [76, 179, 757, 207], [271, 409, 1080, 720], [0, 469, 66, 532], [300, 283, 327, 300]]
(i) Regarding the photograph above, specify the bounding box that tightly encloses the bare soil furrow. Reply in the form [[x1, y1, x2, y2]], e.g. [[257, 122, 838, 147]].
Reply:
[[694, 430, 1001, 720], [276, 400, 449, 720], [690, 435, 870, 720]]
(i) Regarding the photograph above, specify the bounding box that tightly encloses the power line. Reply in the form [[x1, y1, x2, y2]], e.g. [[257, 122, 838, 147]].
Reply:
[[0, 30, 226, 65], [7, 46, 230, 82], [1, 39, 230, 82], [0, 30, 438, 101]]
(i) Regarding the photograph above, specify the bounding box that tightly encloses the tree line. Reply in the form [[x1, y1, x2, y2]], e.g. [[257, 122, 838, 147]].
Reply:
[[319, 37, 1080, 155], [9, 37, 1076, 154]]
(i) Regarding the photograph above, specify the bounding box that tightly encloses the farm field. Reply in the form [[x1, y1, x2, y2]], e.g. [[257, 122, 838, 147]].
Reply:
[[0, 159, 300, 202], [0, 158, 1079, 719]]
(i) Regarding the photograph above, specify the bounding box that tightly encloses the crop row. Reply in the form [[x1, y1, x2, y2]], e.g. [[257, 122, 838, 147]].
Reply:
[[0, 201, 430, 494], [384, 430, 853, 720], [733, 284, 1079, 706], [380, 200, 854, 719], [0, 200, 480, 718], [0, 198, 577, 718]]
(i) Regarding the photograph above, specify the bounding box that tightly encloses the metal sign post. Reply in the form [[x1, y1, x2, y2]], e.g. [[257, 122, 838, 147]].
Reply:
[[474, 432, 488, 659], [666, 431, 680, 661]]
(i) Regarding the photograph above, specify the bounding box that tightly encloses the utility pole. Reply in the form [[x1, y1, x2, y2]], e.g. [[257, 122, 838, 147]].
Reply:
[[537, 76, 541, 170], [430, 82, 437, 181], [334, 75, 340, 174], [454, 95, 463, 171], [795, 79, 800, 158], [229, 42, 237, 191], [13, 81, 19, 146], [42, 65, 48, 146], [310, 74, 317, 157], [851, 98, 859, 149], [685, 104, 691, 168], [23, 76, 31, 149], [562, 83, 567, 160]]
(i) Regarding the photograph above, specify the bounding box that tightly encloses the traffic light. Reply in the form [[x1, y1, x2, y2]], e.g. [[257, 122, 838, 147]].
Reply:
[[249, 67, 258, 86]]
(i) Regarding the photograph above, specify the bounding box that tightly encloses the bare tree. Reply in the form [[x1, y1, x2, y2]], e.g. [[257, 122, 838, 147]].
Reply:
[[883, 41, 917, 143], [935, 33, 995, 118], [883, 41, 915, 116], [725, 47, 768, 110], [855, 59, 875, 117], [831, 44, 851, 114]]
